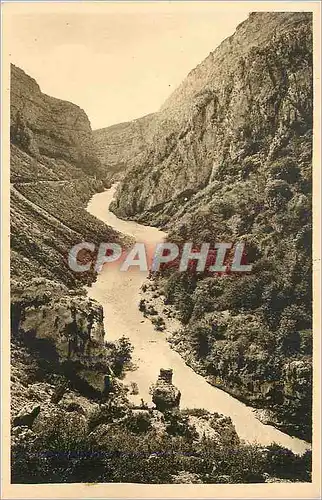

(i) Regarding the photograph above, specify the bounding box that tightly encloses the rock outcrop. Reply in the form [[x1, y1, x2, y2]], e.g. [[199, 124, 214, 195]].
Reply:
[[13, 404, 41, 428], [11, 278, 111, 396], [150, 369, 181, 411]]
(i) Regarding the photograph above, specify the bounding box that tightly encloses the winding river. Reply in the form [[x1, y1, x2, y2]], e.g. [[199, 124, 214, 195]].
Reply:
[[86, 184, 310, 455]]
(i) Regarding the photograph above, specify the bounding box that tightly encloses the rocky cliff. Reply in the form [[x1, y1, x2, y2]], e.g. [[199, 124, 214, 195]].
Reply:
[[9, 25, 313, 484], [110, 12, 313, 440], [10, 65, 129, 287], [11, 65, 103, 179], [93, 113, 154, 183], [11, 278, 109, 398], [112, 12, 312, 221]]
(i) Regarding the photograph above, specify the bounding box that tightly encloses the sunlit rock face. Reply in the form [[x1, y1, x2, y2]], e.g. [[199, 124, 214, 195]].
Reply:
[[10, 64, 102, 178], [112, 12, 312, 223], [93, 113, 155, 183]]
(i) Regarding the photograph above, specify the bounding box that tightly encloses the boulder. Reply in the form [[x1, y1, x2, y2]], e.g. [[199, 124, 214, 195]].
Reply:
[[13, 404, 41, 428]]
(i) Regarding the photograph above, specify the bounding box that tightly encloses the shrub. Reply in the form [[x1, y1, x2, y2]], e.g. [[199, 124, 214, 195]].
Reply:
[[151, 316, 165, 331], [268, 158, 300, 183], [124, 411, 152, 434], [105, 337, 133, 376]]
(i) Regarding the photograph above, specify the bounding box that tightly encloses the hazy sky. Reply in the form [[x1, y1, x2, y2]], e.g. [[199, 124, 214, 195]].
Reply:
[[7, 3, 249, 129]]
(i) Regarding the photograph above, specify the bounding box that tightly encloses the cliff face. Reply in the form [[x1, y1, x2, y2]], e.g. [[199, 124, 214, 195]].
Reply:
[[112, 12, 312, 220], [11, 65, 102, 179], [10, 67, 128, 435], [11, 279, 108, 396], [93, 113, 154, 183], [10, 65, 128, 287]]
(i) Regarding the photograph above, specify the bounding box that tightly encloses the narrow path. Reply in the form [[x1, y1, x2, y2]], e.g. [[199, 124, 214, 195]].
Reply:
[[86, 184, 311, 455], [11, 185, 81, 236]]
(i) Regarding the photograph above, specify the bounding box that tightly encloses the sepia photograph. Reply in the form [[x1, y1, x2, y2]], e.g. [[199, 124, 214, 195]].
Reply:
[[1, 1, 321, 498]]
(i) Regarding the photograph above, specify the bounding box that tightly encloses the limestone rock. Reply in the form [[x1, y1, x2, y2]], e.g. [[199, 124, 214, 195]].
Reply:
[[13, 404, 41, 428], [112, 12, 312, 223], [11, 64, 102, 178], [151, 369, 181, 412], [32, 406, 88, 440]]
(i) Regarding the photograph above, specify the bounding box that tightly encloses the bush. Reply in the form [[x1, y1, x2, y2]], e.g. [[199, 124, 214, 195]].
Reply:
[[105, 336, 133, 376], [124, 411, 152, 434], [138, 299, 147, 313], [11, 407, 312, 484], [265, 179, 293, 207], [151, 316, 165, 331]]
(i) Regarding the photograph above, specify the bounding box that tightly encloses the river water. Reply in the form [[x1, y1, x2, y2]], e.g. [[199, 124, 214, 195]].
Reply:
[[86, 184, 310, 455]]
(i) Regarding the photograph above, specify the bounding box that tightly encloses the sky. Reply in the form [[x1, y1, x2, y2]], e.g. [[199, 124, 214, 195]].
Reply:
[[6, 3, 249, 129]]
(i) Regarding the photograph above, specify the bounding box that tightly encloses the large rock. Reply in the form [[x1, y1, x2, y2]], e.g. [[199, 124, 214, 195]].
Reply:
[[151, 369, 181, 412], [12, 279, 109, 395], [13, 404, 41, 428]]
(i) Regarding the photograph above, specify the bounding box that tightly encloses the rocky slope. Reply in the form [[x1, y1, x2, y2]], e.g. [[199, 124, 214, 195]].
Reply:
[[93, 113, 154, 184], [112, 12, 312, 219], [11, 65, 103, 179], [11, 278, 109, 400], [10, 64, 130, 287], [12, 342, 311, 484], [10, 65, 133, 477], [110, 12, 313, 440]]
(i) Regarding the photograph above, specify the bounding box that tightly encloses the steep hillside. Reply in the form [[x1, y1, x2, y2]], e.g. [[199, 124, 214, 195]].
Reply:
[[10, 64, 129, 287], [10, 65, 133, 474], [93, 113, 154, 183], [11, 65, 103, 179], [111, 12, 313, 440]]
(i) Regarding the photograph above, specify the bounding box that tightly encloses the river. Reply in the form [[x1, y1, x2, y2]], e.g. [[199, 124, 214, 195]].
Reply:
[[86, 184, 310, 455]]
